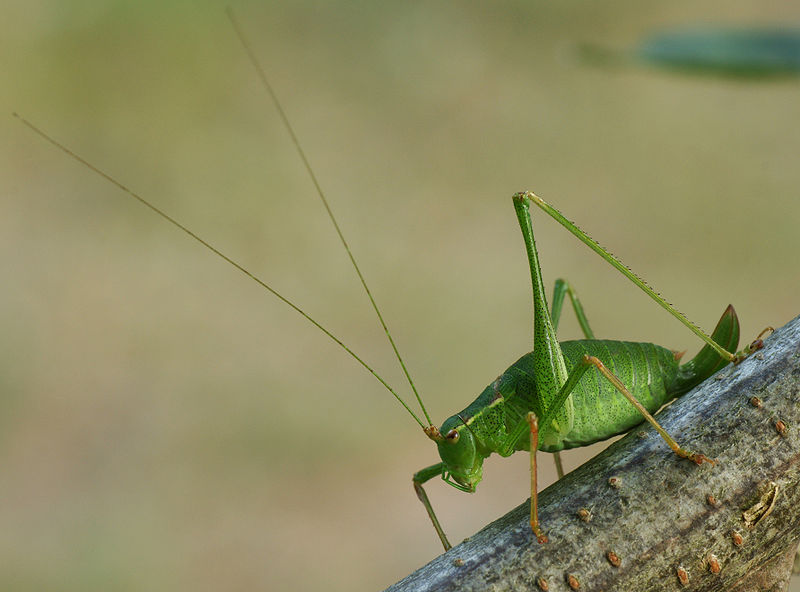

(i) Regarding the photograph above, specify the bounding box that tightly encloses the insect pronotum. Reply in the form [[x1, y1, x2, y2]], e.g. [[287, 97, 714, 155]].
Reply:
[[17, 6, 764, 559]]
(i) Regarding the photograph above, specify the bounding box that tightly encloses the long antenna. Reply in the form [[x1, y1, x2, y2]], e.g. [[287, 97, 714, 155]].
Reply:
[[14, 112, 428, 430], [226, 7, 433, 426]]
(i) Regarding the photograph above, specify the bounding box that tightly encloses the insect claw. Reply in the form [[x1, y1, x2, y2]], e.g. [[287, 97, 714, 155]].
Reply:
[[756, 326, 775, 341], [689, 452, 715, 466], [733, 342, 760, 364], [530, 523, 549, 544], [675, 448, 715, 466], [732, 328, 772, 363]]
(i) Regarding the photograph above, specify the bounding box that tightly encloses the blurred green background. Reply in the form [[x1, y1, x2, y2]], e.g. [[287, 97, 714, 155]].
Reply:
[[3, 1, 799, 590]]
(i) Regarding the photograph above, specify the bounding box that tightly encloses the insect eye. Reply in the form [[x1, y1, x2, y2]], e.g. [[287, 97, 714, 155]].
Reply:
[[445, 429, 459, 443]]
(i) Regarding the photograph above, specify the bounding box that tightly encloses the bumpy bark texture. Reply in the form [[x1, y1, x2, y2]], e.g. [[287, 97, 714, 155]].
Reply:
[[386, 315, 800, 592]]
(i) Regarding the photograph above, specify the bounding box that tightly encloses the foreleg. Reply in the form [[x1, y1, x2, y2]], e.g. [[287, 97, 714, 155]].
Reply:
[[412, 463, 451, 551]]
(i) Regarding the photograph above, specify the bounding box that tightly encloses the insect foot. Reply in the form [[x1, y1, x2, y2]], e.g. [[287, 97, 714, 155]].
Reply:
[[675, 448, 716, 466], [732, 327, 772, 363], [530, 521, 549, 544]]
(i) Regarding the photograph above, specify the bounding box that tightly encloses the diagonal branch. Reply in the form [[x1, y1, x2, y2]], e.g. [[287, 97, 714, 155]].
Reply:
[[386, 315, 800, 592]]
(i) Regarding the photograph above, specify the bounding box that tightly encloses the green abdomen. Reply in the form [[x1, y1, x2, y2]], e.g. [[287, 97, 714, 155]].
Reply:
[[450, 339, 682, 456], [541, 340, 680, 450]]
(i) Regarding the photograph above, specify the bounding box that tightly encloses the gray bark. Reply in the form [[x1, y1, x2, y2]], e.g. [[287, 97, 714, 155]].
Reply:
[[386, 315, 800, 592]]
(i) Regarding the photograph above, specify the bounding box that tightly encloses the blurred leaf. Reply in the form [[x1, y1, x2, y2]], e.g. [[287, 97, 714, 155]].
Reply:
[[637, 26, 800, 77]]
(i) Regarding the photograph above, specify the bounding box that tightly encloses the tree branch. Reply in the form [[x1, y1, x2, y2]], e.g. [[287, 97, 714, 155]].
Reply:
[[386, 315, 800, 592]]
